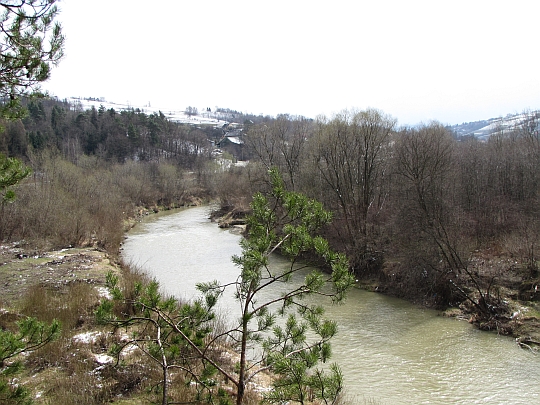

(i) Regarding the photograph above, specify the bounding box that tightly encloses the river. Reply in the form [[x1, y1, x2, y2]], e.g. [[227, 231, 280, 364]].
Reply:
[[121, 205, 540, 405]]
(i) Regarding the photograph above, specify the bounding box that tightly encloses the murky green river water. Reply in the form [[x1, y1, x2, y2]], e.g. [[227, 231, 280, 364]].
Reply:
[[122, 206, 540, 404]]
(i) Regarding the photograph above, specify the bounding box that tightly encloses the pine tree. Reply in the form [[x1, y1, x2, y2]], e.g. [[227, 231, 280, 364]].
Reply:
[[0, 0, 64, 119]]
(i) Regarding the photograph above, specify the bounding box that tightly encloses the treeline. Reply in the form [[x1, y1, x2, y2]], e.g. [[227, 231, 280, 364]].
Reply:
[[2, 97, 219, 165], [237, 109, 540, 311]]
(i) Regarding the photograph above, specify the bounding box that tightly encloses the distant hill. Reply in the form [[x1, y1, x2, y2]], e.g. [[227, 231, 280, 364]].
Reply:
[[448, 111, 539, 141], [65, 96, 230, 126]]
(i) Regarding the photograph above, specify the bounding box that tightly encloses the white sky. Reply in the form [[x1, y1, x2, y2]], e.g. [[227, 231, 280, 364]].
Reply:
[[43, 0, 540, 126]]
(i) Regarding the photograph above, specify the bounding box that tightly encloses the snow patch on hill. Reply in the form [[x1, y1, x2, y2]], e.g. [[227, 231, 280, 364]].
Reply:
[[450, 111, 540, 141], [66, 97, 229, 126]]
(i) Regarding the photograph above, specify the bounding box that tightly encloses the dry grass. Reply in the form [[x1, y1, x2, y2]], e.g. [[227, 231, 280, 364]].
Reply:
[[20, 282, 98, 334]]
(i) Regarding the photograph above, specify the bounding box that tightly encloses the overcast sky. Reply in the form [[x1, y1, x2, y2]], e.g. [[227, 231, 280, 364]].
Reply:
[[43, 0, 540, 126]]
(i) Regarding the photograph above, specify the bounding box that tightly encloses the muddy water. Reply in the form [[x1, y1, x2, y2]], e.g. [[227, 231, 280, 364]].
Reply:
[[122, 206, 540, 405]]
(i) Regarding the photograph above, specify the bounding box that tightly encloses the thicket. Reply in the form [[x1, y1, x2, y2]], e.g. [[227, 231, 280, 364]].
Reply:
[[240, 109, 540, 321]]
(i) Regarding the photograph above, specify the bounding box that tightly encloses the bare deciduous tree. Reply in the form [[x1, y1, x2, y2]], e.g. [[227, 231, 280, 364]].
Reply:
[[245, 114, 312, 190], [313, 108, 396, 272]]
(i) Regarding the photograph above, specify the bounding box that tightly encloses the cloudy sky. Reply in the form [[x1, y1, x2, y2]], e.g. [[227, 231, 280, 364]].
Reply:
[[44, 0, 540, 126]]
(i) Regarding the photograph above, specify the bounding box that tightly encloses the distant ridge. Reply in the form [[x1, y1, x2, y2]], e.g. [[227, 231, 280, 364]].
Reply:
[[64, 96, 539, 142], [449, 110, 540, 141]]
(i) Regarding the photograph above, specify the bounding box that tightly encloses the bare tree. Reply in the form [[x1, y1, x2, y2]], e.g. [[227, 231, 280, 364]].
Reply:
[[245, 115, 312, 190], [395, 122, 499, 315], [313, 108, 396, 272], [185, 106, 198, 117]]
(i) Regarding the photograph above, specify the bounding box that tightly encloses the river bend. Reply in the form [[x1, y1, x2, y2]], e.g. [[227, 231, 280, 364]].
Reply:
[[121, 206, 540, 405]]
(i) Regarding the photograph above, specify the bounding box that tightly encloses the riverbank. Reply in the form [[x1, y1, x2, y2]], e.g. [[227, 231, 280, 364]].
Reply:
[[0, 200, 259, 404], [211, 207, 540, 349], [0, 243, 117, 308], [0, 243, 130, 403], [371, 249, 540, 348]]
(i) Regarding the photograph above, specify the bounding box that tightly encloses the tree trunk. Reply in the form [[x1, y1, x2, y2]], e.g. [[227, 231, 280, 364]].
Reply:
[[162, 366, 168, 405]]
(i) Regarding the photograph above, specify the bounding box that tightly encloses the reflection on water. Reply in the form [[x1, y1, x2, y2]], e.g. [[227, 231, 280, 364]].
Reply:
[[122, 206, 540, 405]]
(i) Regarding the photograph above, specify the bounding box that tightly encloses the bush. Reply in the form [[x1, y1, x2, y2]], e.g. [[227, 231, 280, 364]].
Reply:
[[0, 153, 204, 251]]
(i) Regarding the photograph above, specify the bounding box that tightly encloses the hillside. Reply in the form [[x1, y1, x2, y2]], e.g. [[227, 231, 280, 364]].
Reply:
[[67, 96, 230, 126], [449, 110, 540, 140]]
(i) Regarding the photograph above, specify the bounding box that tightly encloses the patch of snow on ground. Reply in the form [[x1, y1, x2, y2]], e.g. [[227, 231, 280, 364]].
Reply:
[[73, 331, 102, 344], [122, 342, 138, 355], [96, 286, 112, 299], [94, 353, 114, 364]]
